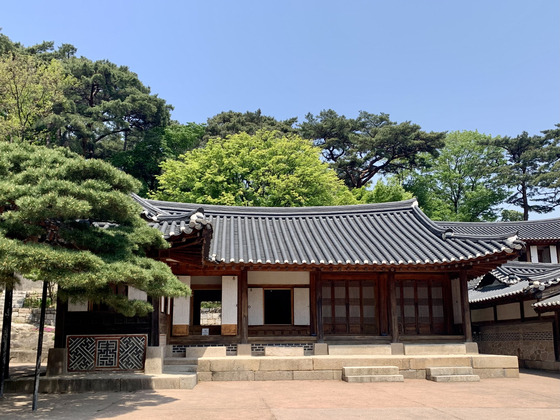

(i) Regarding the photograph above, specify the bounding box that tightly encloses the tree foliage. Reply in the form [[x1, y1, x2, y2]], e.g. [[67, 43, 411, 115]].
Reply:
[[204, 109, 296, 141], [299, 109, 445, 188], [0, 143, 189, 316], [352, 177, 413, 204], [153, 130, 356, 207], [483, 130, 558, 220], [0, 53, 73, 143], [405, 131, 508, 221]]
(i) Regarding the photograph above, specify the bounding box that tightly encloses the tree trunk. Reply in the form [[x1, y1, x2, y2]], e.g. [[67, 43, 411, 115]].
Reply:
[[32, 281, 48, 411], [0, 286, 13, 397]]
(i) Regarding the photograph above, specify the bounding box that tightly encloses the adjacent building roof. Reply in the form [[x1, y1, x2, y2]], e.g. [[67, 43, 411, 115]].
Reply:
[[533, 293, 560, 311], [133, 195, 522, 270], [436, 218, 560, 241], [469, 261, 560, 303]]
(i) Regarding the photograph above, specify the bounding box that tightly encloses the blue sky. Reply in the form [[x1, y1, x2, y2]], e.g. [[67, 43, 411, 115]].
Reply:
[[2, 0, 559, 217]]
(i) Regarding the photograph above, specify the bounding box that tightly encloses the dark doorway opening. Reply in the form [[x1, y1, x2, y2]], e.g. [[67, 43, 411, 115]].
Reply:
[[264, 289, 292, 324]]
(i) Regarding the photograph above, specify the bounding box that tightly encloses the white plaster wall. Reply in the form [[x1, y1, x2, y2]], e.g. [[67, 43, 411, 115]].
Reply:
[[550, 245, 558, 264], [221, 276, 238, 325], [524, 300, 538, 318], [248, 271, 309, 285], [497, 302, 521, 320], [471, 307, 494, 322], [530, 245, 539, 263], [173, 276, 191, 325], [68, 300, 88, 312], [248, 287, 264, 325], [451, 278, 462, 324], [128, 286, 147, 301], [294, 288, 310, 325]]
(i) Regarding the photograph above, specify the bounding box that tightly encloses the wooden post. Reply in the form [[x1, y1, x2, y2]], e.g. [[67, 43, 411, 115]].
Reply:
[[388, 271, 399, 343], [0, 285, 13, 397], [238, 270, 248, 344], [32, 281, 48, 411], [149, 296, 160, 347], [379, 273, 389, 336], [459, 269, 473, 342], [316, 272, 324, 343], [309, 271, 317, 337]]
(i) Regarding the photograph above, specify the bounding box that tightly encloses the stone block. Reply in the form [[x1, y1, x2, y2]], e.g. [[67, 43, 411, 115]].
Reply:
[[264, 346, 304, 356], [404, 344, 466, 355], [343, 366, 400, 376], [185, 346, 227, 357], [313, 343, 328, 355], [391, 343, 404, 355], [401, 369, 426, 379], [259, 357, 313, 371], [471, 355, 518, 369], [343, 374, 404, 383], [313, 356, 406, 371], [197, 359, 211, 371], [408, 356, 471, 370], [474, 368, 519, 379], [254, 371, 293, 381], [212, 370, 255, 381], [293, 370, 339, 380], [46, 348, 67, 376], [210, 357, 260, 372], [144, 346, 164, 374], [237, 344, 252, 356], [197, 371, 212, 382], [465, 342, 479, 354], [328, 345, 391, 355]]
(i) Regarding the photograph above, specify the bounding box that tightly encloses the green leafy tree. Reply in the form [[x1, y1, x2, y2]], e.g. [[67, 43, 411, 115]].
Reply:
[[153, 130, 356, 207], [299, 109, 445, 188], [353, 177, 413, 204], [537, 125, 560, 211], [204, 109, 297, 142], [0, 142, 189, 314], [501, 209, 524, 221], [0, 53, 73, 143], [111, 122, 205, 194], [405, 131, 508, 221], [484, 131, 557, 220]]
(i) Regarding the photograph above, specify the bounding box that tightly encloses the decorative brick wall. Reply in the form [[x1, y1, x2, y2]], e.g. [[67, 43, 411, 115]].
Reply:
[[474, 321, 555, 364], [67, 334, 147, 372]]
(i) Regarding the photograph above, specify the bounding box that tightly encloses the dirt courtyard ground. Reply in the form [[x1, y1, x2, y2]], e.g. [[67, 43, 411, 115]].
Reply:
[[0, 369, 559, 419]]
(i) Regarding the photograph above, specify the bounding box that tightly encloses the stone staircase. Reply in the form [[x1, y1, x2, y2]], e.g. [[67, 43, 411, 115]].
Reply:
[[163, 356, 198, 374], [426, 366, 480, 382], [342, 366, 404, 383]]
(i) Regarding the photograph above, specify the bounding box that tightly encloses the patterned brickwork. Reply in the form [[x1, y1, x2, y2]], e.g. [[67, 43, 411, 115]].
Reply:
[[67, 334, 146, 372], [172, 342, 315, 356]]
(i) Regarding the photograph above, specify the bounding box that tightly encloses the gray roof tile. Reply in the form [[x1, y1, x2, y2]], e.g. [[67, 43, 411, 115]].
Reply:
[[436, 218, 560, 241], [133, 195, 523, 268]]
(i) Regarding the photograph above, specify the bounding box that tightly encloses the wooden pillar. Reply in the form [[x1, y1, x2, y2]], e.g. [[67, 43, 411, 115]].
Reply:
[[54, 292, 67, 349], [149, 296, 160, 347], [238, 269, 248, 344], [388, 271, 399, 343], [459, 269, 472, 342], [316, 271, 324, 342], [378, 273, 389, 336], [309, 271, 317, 337]]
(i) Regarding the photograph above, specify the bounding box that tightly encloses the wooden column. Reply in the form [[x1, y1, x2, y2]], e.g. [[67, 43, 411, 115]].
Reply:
[[316, 271, 324, 342], [309, 271, 317, 337], [238, 269, 248, 344], [378, 273, 389, 336], [388, 271, 399, 343], [54, 293, 67, 349], [459, 269, 473, 342], [149, 296, 160, 347]]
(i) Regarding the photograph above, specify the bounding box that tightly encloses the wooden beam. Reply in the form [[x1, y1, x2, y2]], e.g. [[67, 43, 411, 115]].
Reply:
[[459, 269, 472, 342], [389, 271, 399, 343]]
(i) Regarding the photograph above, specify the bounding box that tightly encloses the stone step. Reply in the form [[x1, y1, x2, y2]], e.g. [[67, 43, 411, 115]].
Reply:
[[329, 345, 392, 356], [163, 364, 198, 373], [426, 366, 474, 378], [165, 357, 198, 366], [183, 346, 226, 358], [343, 374, 404, 383], [343, 366, 400, 376], [429, 374, 480, 383]]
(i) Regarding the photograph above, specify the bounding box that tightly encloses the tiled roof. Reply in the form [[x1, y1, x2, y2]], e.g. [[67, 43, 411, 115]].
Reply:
[[133, 195, 523, 268], [533, 292, 560, 310], [469, 262, 560, 303], [436, 218, 560, 241]]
